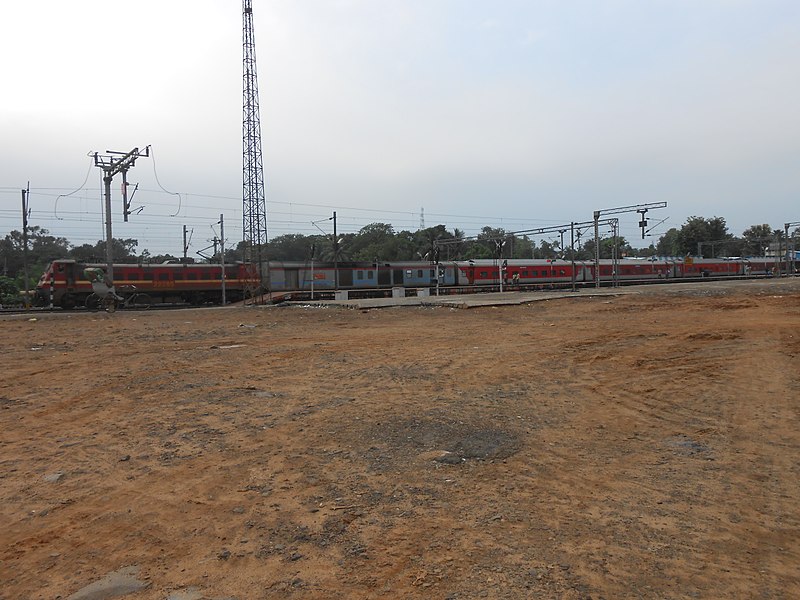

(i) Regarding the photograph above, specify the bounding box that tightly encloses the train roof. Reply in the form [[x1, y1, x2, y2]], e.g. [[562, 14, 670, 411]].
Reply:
[[49, 259, 242, 268]]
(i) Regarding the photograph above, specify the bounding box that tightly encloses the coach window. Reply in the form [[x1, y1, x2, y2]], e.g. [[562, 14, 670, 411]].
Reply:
[[128, 273, 139, 281], [417, 269, 423, 278], [480, 271, 488, 278], [187, 273, 197, 280], [357, 271, 363, 280], [157, 273, 168, 281], [406, 269, 413, 277], [367, 270, 373, 279], [174, 272, 183, 281]]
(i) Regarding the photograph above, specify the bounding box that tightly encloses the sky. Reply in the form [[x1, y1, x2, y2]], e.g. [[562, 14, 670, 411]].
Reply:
[[1, 0, 799, 256]]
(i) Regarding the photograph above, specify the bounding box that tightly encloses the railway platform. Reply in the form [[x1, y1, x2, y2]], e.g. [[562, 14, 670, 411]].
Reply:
[[286, 288, 634, 309], [283, 276, 800, 310]]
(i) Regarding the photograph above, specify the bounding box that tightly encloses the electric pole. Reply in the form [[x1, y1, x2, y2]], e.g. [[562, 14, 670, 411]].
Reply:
[[92, 147, 149, 282], [333, 211, 339, 291], [183, 225, 189, 264], [786, 221, 800, 276], [21, 183, 30, 307], [219, 214, 226, 305]]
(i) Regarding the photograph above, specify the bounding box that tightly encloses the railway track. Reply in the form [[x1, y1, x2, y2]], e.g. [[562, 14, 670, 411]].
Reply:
[[0, 303, 196, 316]]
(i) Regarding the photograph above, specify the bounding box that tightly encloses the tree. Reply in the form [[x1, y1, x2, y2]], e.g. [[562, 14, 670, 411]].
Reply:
[[68, 238, 138, 263], [69, 244, 100, 262], [642, 244, 658, 258], [1, 227, 71, 289], [144, 252, 183, 264], [348, 223, 396, 261], [655, 228, 681, 256], [741, 224, 773, 257], [413, 225, 455, 261], [511, 235, 534, 259], [462, 243, 493, 260], [311, 231, 354, 262], [434, 228, 467, 260], [470, 227, 508, 259], [675, 216, 732, 257], [581, 236, 631, 259], [267, 234, 315, 261], [535, 239, 557, 259]]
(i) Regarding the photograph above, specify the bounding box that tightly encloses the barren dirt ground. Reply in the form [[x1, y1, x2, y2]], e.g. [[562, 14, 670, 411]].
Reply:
[[1, 279, 800, 599]]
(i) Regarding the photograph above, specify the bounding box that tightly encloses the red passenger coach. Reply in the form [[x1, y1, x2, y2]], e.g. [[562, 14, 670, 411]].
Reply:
[[36, 260, 255, 308], [458, 259, 580, 286]]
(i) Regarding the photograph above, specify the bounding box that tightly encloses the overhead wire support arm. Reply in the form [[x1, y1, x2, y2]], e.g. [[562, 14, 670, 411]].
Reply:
[[592, 201, 668, 218], [431, 218, 618, 250], [93, 146, 150, 178], [592, 202, 667, 287], [431, 218, 619, 292], [644, 216, 670, 238]]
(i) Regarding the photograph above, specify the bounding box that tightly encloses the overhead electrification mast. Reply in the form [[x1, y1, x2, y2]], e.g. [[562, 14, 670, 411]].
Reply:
[[592, 202, 667, 288], [242, 0, 268, 292], [92, 147, 150, 283]]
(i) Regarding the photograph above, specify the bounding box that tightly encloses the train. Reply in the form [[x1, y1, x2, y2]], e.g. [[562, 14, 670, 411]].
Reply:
[[36, 256, 789, 308], [36, 260, 258, 308], [264, 256, 787, 293]]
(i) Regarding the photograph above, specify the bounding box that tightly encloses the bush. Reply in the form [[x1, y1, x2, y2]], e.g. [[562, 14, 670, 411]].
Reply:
[[0, 276, 20, 307]]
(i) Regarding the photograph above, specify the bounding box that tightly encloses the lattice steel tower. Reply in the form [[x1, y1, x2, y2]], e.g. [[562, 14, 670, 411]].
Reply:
[[242, 0, 267, 285]]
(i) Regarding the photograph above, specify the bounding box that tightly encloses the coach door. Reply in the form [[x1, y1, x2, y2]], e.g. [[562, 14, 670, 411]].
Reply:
[[64, 262, 78, 290], [339, 269, 353, 287], [377, 267, 391, 287], [392, 269, 404, 285], [284, 269, 299, 290]]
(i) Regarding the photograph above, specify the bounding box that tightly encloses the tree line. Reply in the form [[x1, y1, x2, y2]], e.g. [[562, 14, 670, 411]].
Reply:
[[251, 217, 798, 264], [1, 216, 797, 305]]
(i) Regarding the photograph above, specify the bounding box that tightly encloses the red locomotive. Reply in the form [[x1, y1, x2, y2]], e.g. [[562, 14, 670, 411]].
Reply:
[[36, 260, 257, 308]]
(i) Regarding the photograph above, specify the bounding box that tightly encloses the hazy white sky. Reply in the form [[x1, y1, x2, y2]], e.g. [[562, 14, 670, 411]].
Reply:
[[1, 0, 799, 255]]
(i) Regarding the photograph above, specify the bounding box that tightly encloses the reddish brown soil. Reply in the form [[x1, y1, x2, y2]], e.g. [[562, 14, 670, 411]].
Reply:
[[1, 279, 799, 599]]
